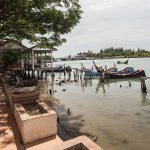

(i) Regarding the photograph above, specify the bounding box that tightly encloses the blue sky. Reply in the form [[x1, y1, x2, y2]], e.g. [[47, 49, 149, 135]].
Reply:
[[23, 0, 150, 58]]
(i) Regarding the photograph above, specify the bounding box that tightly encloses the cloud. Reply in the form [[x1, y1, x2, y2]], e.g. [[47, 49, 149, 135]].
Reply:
[[53, 0, 150, 57]]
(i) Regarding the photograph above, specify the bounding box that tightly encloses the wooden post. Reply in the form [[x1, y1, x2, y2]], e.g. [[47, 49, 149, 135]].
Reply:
[[28, 70, 30, 79], [38, 71, 40, 79], [140, 77, 147, 93], [32, 50, 35, 70], [31, 50, 35, 78], [21, 59, 24, 69], [45, 71, 47, 79], [27, 53, 30, 79], [106, 73, 109, 81], [45, 51, 47, 67], [41, 71, 43, 79]]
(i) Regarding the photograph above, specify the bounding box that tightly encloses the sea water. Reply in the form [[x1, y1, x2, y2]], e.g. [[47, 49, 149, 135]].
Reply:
[[41, 57, 150, 150]]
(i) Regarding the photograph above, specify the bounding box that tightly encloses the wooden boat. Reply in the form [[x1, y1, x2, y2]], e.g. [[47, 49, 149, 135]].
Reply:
[[117, 59, 129, 64], [107, 67, 146, 79], [92, 61, 102, 74], [46, 64, 72, 72], [83, 70, 100, 79], [92, 61, 118, 74], [81, 63, 100, 79]]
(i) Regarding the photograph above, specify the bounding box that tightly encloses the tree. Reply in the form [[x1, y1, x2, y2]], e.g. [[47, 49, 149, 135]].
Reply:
[[0, 0, 82, 47], [0, 49, 25, 69]]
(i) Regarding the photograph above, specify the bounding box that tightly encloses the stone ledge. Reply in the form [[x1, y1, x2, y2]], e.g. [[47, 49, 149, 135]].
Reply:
[[14, 101, 57, 144]]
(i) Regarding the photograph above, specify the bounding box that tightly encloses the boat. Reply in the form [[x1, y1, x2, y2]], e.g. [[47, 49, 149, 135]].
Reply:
[[83, 70, 100, 79], [81, 63, 87, 70], [107, 67, 146, 79], [81, 63, 100, 79], [92, 61, 102, 74], [92, 61, 118, 74], [45, 64, 72, 72], [117, 59, 129, 64]]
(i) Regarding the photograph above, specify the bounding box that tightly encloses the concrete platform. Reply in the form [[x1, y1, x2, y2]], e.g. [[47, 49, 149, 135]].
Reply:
[[25, 135, 63, 150]]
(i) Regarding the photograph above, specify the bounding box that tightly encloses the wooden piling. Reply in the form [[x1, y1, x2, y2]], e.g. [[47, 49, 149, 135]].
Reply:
[[140, 77, 147, 93], [37, 71, 40, 79]]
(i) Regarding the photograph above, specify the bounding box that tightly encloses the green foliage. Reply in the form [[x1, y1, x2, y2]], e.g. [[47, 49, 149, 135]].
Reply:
[[0, 49, 25, 68], [76, 48, 150, 58], [0, 0, 82, 46]]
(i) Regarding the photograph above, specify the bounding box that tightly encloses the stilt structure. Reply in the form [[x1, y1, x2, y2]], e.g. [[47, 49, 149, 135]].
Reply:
[[29, 45, 57, 79]]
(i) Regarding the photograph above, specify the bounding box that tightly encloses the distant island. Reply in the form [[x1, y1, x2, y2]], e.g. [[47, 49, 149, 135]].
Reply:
[[57, 47, 150, 61]]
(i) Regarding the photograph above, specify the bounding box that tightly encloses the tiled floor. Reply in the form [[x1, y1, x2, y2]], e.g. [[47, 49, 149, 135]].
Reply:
[[0, 83, 25, 150], [0, 82, 64, 150]]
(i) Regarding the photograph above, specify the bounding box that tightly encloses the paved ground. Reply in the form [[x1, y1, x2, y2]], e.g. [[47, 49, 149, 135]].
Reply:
[[0, 81, 69, 150], [0, 82, 25, 150]]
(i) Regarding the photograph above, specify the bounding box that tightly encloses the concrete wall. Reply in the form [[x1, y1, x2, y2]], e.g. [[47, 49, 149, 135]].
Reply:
[[50, 136, 103, 150], [14, 102, 57, 144]]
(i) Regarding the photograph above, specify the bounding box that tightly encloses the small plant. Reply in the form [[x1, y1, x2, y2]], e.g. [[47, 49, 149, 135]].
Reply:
[[9, 73, 22, 86]]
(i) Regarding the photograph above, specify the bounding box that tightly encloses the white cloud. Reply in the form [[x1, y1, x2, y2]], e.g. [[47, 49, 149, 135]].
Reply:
[[53, 0, 150, 57]]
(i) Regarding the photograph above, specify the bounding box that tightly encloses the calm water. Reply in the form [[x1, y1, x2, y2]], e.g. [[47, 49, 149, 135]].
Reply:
[[40, 58, 150, 150]]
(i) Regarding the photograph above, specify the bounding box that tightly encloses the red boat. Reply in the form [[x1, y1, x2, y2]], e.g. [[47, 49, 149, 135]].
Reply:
[[93, 61, 146, 79], [107, 67, 146, 79]]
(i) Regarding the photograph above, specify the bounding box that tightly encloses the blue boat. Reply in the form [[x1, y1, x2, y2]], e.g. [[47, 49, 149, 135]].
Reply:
[[83, 70, 100, 79]]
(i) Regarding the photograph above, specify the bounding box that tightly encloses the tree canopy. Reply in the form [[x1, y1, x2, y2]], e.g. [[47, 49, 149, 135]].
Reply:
[[0, 0, 82, 46]]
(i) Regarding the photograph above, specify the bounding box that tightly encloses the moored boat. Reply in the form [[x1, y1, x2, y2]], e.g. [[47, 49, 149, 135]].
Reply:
[[93, 61, 118, 74], [83, 70, 100, 79], [117, 58, 129, 64], [80, 63, 100, 79], [107, 67, 146, 79]]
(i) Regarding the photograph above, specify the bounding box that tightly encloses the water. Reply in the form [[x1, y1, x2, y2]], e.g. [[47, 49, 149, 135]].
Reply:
[[41, 57, 150, 150]]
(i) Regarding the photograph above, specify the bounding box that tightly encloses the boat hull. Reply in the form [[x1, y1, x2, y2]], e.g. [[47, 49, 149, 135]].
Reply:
[[107, 70, 146, 79], [83, 70, 100, 80]]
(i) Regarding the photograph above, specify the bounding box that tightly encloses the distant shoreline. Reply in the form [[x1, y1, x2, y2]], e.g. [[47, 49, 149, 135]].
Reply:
[[55, 56, 150, 62]]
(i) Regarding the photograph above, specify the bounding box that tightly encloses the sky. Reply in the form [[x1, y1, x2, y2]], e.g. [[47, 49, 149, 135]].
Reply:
[[53, 0, 150, 58], [23, 0, 150, 58]]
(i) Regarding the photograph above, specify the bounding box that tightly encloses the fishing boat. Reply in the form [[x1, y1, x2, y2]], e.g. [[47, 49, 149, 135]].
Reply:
[[107, 67, 146, 79], [92, 61, 118, 74], [117, 58, 129, 64], [83, 70, 100, 79], [92, 61, 102, 74], [81, 63, 100, 79]]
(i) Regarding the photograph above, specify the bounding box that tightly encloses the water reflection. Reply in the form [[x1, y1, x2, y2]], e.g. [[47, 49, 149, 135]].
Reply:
[[95, 78, 139, 94], [83, 79, 93, 87], [96, 81, 106, 94], [141, 93, 150, 106]]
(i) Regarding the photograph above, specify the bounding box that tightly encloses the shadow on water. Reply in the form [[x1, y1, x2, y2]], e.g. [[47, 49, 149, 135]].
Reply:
[[45, 101, 96, 141]]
